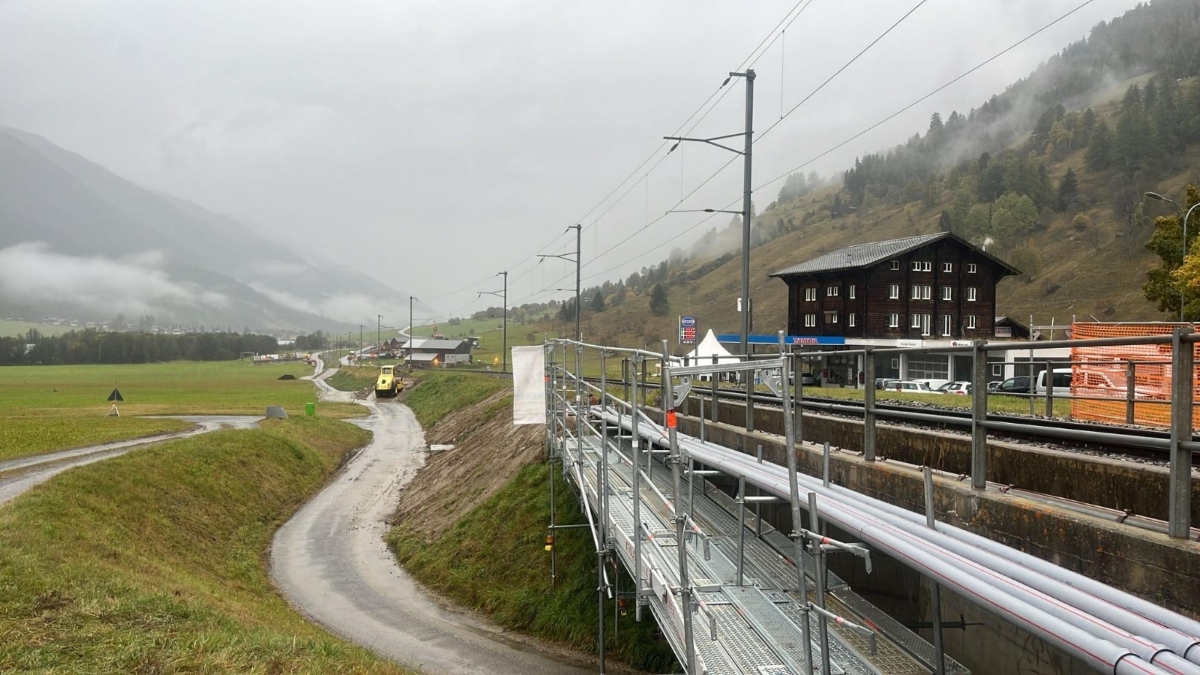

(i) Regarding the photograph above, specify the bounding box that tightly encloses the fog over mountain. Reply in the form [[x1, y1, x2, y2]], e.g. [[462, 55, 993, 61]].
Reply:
[[0, 126, 408, 331]]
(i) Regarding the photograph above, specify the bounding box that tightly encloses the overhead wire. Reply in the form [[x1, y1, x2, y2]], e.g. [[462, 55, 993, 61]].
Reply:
[[753, 0, 1098, 194]]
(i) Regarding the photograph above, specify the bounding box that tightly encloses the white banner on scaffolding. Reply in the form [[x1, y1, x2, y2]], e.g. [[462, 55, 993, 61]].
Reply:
[[511, 345, 546, 425]]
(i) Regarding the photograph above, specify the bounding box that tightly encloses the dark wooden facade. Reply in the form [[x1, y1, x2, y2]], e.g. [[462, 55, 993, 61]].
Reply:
[[771, 233, 1019, 340]]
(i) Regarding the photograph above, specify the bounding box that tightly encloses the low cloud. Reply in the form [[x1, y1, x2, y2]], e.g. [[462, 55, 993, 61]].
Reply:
[[0, 242, 227, 316], [250, 283, 407, 327]]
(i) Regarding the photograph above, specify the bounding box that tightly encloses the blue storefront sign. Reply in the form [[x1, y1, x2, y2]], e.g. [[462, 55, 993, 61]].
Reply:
[[716, 334, 846, 346]]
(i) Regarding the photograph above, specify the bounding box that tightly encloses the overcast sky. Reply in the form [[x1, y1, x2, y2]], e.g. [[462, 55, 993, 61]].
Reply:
[[0, 0, 1143, 321]]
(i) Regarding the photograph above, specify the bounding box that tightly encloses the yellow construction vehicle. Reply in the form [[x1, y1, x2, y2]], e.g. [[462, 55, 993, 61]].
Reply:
[[375, 365, 401, 398]]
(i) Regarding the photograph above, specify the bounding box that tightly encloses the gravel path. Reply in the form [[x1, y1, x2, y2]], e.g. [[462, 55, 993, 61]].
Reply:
[[270, 400, 594, 675]]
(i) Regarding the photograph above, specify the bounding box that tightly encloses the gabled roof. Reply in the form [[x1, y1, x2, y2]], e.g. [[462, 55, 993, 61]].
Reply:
[[768, 232, 1021, 278], [400, 338, 466, 350]]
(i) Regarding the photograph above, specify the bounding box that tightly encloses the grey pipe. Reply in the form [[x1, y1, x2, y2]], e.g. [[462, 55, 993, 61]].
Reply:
[[601, 411, 1191, 675]]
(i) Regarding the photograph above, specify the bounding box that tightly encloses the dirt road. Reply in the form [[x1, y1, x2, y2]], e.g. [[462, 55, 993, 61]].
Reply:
[[270, 401, 594, 675]]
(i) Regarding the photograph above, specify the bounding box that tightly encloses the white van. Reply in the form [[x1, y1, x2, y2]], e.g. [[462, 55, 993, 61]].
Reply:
[[1034, 368, 1073, 395]]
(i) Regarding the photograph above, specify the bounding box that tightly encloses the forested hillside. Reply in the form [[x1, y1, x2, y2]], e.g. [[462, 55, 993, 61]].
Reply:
[[497, 0, 1200, 347]]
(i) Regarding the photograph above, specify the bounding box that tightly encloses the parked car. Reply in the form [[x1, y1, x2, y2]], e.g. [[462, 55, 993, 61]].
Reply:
[[892, 380, 933, 393], [912, 378, 951, 391], [1034, 368, 1073, 395], [799, 372, 819, 386], [993, 376, 1032, 394], [941, 381, 972, 395], [877, 378, 900, 390], [986, 380, 1002, 392]]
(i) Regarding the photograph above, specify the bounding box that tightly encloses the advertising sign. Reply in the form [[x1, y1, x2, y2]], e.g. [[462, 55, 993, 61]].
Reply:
[[679, 316, 697, 345]]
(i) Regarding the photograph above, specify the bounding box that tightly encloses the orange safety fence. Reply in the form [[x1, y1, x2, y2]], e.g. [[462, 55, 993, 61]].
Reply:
[[1069, 322, 1197, 429]]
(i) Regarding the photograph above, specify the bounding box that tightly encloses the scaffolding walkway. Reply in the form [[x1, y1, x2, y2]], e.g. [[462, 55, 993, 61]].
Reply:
[[550, 390, 963, 673]]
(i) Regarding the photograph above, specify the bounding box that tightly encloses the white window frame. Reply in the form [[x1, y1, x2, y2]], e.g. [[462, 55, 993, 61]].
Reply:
[[827, 286, 839, 297], [967, 263, 977, 273], [805, 287, 817, 302], [912, 260, 922, 272], [941, 286, 953, 301], [848, 313, 856, 327], [911, 285, 921, 300], [888, 313, 899, 328], [920, 314, 931, 336], [920, 285, 931, 300], [991, 363, 1002, 377], [942, 314, 953, 336], [849, 284, 856, 299], [891, 260, 900, 270], [911, 313, 922, 328], [967, 287, 977, 302], [943, 262, 953, 273], [966, 315, 977, 329], [889, 284, 900, 299], [824, 311, 838, 324], [804, 313, 817, 328]]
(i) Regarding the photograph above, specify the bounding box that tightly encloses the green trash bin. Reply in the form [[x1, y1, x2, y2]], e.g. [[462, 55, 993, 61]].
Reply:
[[305, 402, 315, 417]]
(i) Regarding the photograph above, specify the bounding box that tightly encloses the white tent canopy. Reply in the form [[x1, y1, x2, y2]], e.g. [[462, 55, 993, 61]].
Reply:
[[683, 329, 738, 367]]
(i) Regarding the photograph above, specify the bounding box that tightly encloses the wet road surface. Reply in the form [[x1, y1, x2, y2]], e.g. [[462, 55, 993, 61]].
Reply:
[[270, 401, 594, 675]]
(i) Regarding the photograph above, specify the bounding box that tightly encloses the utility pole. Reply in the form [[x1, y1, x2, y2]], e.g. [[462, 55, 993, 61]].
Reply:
[[538, 224, 582, 343], [664, 68, 755, 428], [359, 325, 363, 363], [479, 272, 509, 372], [377, 315, 382, 365], [409, 296, 416, 371]]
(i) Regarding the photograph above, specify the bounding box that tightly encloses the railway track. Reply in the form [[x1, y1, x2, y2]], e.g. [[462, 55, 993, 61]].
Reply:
[[582, 377, 1193, 463]]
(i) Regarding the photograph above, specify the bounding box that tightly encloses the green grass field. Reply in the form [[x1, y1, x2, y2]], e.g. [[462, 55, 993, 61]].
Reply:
[[0, 417, 410, 674], [326, 366, 381, 392], [0, 360, 359, 418], [800, 384, 1072, 417], [0, 416, 195, 463], [0, 359, 363, 460], [0, 320, 74, 338]]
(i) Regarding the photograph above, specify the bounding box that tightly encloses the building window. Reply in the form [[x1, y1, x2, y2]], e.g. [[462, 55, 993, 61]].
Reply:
[[911, 313, 922, 328], [943, 262, 953, 273], [908, 354, 950, 379], [889, 284, 900, 299], [966, 315, 977, 329], [918, 285, 931, 300], [912, 260, 922, 272], [849, 284, 856, 299], [805, 287, 817, 302], [804, 313, 817, 328], [889, 313, 899, 328], [967, 263, 977, 273], [920, 314, 931, 336], [967, 287, 977, 301], [824, 311, 838, 324], [911, 285, 920, 300], [827, 286, 839, 297], [942, 314, 953, 336], [891, 357, 901, 370], [941, 286, 953, 301], [992, 363, 1002, 377], [891, 260, 900, 270], [848, 313, 856, 327]]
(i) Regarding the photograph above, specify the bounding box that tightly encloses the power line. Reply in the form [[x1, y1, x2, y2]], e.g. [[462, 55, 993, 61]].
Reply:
[[755, 0, 928, 144], [754, 0, 1098, 194]]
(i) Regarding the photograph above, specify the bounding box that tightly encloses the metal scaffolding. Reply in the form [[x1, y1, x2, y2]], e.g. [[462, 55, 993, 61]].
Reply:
[[544, 335, 1200, 675]]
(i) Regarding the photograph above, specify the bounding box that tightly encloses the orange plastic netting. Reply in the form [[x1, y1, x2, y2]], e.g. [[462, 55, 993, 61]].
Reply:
[[1069, 322, 1196, 428]]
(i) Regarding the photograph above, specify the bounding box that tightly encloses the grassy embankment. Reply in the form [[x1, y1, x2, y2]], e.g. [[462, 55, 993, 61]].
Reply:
[[0, 417, 412, 674], [388, 370, 679, 673], [326, 366, 380, 392], [0, 360, 363, 463]]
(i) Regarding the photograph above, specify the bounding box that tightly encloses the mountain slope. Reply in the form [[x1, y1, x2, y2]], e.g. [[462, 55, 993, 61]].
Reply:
[[0, 126, 403, 331]]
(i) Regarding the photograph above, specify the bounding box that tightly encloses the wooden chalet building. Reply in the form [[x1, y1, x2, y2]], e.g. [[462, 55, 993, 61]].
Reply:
[[770, 232, 1020, 341]]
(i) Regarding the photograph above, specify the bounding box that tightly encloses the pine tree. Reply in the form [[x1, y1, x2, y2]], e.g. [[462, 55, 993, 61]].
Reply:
[[649, 284, 670, 316], [590, 290, 605, 313], [1057, 168, 1078, 211], [1086, 120, 1113, 172]]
